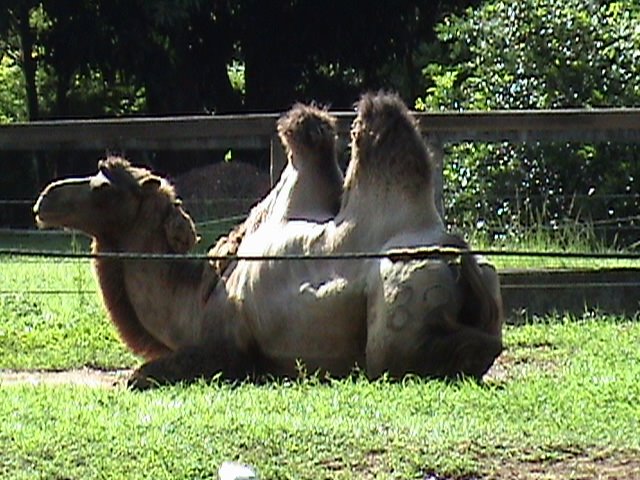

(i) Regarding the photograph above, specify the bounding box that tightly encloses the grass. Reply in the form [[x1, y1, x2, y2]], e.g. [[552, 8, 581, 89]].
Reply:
[[0, 223, 232, 254], [3, 212, 639, 270], [0, 318, 639, 479], [1, 256, 640, 478], [0, 257, 135, 370], [469, 222, 638, 270]]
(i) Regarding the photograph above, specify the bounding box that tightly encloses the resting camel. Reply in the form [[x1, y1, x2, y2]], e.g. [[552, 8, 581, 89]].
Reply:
[[34, 92, 503, 389]]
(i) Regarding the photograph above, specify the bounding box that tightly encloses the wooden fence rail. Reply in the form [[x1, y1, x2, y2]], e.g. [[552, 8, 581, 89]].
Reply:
[[3, 108, 639, 204], [1, 108, 640, 151]]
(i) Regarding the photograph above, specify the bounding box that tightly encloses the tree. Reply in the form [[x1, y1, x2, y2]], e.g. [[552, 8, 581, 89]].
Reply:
[[1, 0, 481, 117], [0, 0, 484, 227], [418, 0, 640, 239], [237, 0, 481, 110], [0, 0, 41, 119]]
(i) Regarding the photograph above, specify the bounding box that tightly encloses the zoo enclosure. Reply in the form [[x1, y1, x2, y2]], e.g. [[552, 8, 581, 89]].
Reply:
[[1, 109, 639, 318]]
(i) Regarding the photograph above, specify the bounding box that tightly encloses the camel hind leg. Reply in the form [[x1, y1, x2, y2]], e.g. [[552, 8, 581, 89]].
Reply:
[[365, 257, 502, 380]]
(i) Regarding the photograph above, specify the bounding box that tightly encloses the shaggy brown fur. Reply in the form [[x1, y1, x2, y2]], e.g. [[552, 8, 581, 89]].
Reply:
[[277, 102, 338, 173], [344, 92, 433, 200], [93, 252, 170, 359]]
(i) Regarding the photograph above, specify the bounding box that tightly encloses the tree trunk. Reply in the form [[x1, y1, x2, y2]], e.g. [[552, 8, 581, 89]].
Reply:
[[15, 2, 39, 120]]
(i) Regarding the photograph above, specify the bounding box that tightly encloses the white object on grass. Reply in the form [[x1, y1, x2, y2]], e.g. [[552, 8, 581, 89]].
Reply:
[[218, 461, 259, 480]]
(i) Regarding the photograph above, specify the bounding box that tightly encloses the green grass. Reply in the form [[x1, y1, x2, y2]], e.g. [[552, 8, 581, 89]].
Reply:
[[1, 256, 640, 478], [469, 221, 639, 270], [0, 318, 639, 479], [3, 213, 639, 270], [0, 257, 135, 370], [0, 230, 91, 252], [0, 222, 236, 255]]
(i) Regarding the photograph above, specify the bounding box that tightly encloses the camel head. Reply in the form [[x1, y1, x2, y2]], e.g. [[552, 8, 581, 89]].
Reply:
[[34, 156, 198, 253]]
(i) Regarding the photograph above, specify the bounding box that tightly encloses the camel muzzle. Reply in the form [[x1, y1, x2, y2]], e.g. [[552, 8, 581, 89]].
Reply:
[[33, 177, 91, 229]]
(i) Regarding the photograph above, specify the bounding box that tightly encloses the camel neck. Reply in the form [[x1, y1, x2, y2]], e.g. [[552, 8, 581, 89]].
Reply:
[[334, 185, 444, 252], [91, 244, 170, 359], [92, 239, 208, 354]]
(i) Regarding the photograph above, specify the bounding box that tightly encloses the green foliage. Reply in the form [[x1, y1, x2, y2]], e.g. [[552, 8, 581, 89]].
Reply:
[[418, 0, 640, 241], [227, 59, 246, 96], [421, 0, 640, 110], [0, 52, 27, 122]]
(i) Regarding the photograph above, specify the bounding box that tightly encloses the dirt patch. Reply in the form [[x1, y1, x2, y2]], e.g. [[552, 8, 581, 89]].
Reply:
[[2, 348, 550, 388], [0, 368, 131, 388], [171, 161, 270, 223], [484, 343, 562, 383], [173, 161, 270, 202], [486, 449, 640, 479], [418, 450, 640, 480]]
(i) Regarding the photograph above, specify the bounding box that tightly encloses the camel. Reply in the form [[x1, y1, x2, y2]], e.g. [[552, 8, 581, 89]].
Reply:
[[34, 92, 503, 389]]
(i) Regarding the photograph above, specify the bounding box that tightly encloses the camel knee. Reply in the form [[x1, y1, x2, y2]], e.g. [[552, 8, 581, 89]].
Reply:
[[424, 327, 503, 380]]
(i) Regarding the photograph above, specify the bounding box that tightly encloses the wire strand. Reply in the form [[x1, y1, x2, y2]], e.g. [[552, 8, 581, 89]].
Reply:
[[3, 281, 640, 297], [1, 246, 639, 262]]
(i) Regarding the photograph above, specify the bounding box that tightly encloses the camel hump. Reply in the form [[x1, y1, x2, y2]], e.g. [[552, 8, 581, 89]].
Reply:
[[277, 103, 337, 160], [355, 91, 418, 136], [348, 92, 433, 194]]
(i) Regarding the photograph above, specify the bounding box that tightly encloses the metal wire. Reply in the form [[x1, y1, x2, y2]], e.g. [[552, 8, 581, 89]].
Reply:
[[0, 246, 639, 262], [195, 214, 247, 228], [4, 281, 640, 297], [0, 200, 34, 205], [500, 281, 640, 290], [0, 290, 97, 295], [2, 246, 638, 297]]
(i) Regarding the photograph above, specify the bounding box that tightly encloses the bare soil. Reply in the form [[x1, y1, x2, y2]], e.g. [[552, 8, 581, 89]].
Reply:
[[173, 161, 270, 202], [486, 450, 640, 480], [0, 367, 131, 387]]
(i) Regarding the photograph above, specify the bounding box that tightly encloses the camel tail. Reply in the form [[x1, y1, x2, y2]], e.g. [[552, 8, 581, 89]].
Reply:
[[459, 252, 503, 339], [277, 103, 337, 159]]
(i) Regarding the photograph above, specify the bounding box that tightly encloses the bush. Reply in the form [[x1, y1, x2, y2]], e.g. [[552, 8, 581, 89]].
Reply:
[[0, 53, 27, 123], [418, 0, 640, 244]]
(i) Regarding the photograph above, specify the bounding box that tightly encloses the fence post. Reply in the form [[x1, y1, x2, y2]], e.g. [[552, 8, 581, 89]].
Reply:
[[425, 135, 445, 220], [269, 134, 287, 187]]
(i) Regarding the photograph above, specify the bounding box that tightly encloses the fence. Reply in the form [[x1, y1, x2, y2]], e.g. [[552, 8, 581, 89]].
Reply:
[[1, 109, 640, 318], [2, 108, 639, 216]]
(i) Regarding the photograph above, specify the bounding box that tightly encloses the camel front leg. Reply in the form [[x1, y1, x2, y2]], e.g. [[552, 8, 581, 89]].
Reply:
[[127, 341, 262, 390]]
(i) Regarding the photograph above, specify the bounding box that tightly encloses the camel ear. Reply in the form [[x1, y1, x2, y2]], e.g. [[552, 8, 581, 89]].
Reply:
[[141, 176, 162, 193], [164, 204, 199, 253]]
